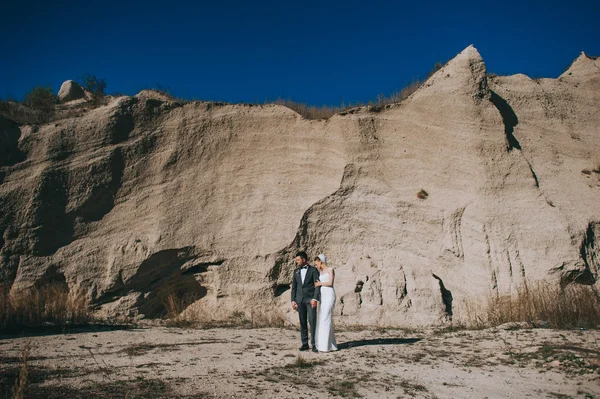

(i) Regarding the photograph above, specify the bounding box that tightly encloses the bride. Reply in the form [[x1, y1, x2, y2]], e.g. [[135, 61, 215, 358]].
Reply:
[[314, 254, 337, 352]]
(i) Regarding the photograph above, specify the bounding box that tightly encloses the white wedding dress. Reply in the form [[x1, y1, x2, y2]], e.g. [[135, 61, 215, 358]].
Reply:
[[315, 271, 337, 352]]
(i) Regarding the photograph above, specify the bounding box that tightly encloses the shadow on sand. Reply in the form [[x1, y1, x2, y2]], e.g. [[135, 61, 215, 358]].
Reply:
[[337, 337, 421, 350]]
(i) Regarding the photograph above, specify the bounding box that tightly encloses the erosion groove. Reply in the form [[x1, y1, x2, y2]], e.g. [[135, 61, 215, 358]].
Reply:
[[27, 168, 74, 256], [447, 207, 466, 258], [76, 148, 125, 222], [527, 161, 540, 188], [109, 108, 135, 145], [575, 222, 599, 285], [0, 116, 25, 166], [490, 90, 521, 151]]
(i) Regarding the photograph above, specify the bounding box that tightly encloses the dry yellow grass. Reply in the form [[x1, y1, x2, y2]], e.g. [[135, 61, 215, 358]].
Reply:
[[273, 61, 444, 119], [0, 284, 90, 329], [464, 282, 600, 329], [10, 343, 30, 399], [273, 99, 341, 120]]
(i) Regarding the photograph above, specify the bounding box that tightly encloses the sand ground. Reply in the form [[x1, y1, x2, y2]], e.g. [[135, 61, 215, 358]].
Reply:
[[1, 325, 599, 398]]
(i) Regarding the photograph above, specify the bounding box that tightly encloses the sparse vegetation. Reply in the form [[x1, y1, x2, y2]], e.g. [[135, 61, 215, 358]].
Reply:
[[10, 343, 30, 399], [504, 343, 600, 375], [327, 378, 361, 398], [369, 61, 444, 112], [0, 87, 59, 124], [23, 86, 57, 114], [82, 74, 107, 105], [582, 169, 592, 175], [274, 98, 341, 120], [0, 284, 90, 331], [2, 61, 444, 124], [284, 355, 325, 370], [121, 340, 227, 357], [0, 100, 50, 125], [0, 371, 176, 399], [464, 281, 600, 330], [417, 189, 429, 199], [399, 379, 429, 396], [274, 60, 445, 119], [1, 325, 597, 398], [151, 84, 177, 100]]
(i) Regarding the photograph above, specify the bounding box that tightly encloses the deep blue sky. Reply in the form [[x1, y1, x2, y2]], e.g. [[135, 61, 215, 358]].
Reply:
[[1, 0, 598, 106]]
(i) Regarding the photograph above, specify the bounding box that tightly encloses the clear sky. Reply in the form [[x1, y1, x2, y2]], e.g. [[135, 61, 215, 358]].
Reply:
[[1, 0, 598, 106]]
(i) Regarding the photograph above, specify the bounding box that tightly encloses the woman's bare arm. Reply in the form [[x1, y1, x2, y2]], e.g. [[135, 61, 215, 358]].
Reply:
[[317, 269, 335, 287]]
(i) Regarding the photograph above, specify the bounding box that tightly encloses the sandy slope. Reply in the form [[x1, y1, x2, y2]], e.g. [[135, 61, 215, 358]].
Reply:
[[1, 325, 599, 398]]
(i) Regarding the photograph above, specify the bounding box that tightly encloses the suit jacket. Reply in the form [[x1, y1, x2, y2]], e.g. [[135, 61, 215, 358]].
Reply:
[[291, 265, 321, 304]]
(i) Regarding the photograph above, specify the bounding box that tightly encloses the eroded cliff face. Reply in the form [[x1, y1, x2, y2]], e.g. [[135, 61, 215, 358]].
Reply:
[[1, 46, 598, 325]]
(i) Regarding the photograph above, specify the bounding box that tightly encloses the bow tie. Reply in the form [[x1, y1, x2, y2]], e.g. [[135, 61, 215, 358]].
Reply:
[[301, 266, 308, 269]]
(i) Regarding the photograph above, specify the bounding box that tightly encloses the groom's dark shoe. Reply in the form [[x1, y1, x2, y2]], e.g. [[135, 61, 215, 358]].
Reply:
[[299, 345, 309, 351], [311, 347, 318, 353]]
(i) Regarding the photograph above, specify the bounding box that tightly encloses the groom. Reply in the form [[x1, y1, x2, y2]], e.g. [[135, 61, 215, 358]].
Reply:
[[290, 251, 320, 352]]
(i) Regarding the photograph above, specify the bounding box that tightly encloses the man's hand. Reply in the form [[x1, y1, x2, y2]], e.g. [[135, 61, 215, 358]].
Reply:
[[310, 299, 317, 309], [291, 301, 298, 311]]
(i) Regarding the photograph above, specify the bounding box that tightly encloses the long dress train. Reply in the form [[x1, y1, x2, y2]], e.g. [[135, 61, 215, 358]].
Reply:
[[315, 271, 337, 352]]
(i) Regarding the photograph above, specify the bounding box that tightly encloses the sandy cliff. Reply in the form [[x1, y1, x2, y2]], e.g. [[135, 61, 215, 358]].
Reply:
[[1, 46, 598, 326]]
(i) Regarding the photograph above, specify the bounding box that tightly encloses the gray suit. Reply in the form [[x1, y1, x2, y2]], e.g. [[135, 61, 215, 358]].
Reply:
[[291, 265, 321, 348]]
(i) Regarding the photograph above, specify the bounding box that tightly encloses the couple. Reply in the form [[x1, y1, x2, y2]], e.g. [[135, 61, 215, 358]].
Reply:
[[290, 251, 337, 353]]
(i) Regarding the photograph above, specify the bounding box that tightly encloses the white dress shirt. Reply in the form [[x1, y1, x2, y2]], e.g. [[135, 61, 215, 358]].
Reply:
[[301, 267, 307, 284]]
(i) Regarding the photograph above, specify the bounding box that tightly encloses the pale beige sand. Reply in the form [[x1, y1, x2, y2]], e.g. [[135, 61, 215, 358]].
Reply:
[[1, 325, 599, 398]]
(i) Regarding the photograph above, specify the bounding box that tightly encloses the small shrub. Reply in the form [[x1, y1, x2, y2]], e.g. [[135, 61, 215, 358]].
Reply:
[[82, 74, 107, 105], [23, 86, 57, 114], [582, 169, 592, 175], [417, 189, 429, 200]]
